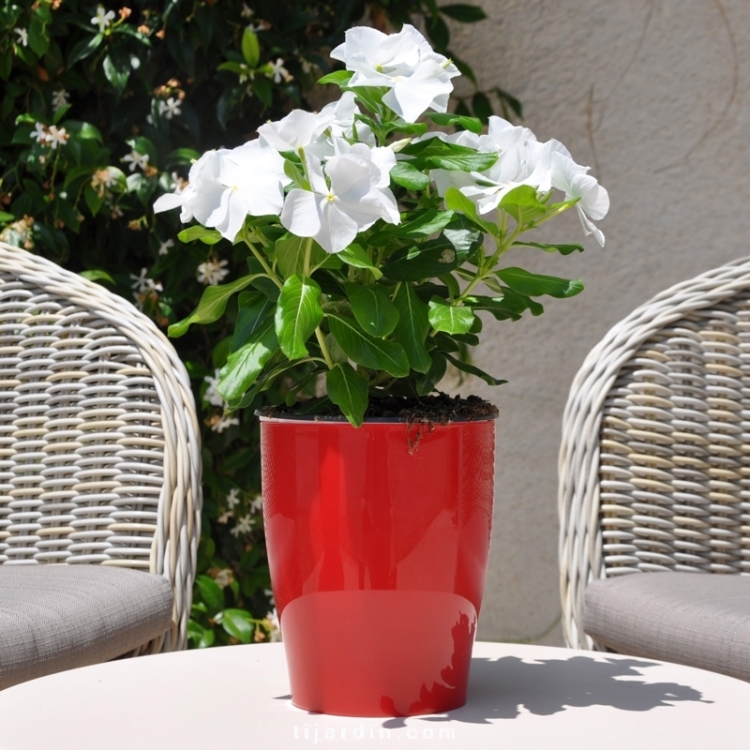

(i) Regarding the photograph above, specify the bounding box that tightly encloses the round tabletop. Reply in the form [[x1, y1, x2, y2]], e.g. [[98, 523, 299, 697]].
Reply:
[[0, 641, 748, 750]]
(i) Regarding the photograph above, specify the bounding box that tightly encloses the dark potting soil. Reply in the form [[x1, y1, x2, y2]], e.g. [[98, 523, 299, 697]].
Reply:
[[260, 392, 499, 425]]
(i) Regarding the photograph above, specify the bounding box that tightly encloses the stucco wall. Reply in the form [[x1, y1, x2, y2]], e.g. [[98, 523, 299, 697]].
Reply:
[[446, 0, 749, 644]]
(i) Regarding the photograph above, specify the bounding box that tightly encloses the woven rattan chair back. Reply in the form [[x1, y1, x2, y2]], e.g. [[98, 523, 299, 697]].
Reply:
[[0, 242, 201, 652], [559, 257, 750, 649]]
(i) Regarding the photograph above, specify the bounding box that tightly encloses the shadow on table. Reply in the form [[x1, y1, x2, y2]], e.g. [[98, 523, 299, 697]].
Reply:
[[383, 654, 712, 729]]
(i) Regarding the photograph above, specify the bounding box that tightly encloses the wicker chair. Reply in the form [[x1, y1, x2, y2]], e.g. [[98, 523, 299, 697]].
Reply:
[[0, 242, 202, 689], [559, 256, 750, 681]]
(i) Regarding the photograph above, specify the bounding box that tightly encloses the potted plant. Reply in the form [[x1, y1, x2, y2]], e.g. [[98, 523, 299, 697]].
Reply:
[[155, 23, 609, 717]]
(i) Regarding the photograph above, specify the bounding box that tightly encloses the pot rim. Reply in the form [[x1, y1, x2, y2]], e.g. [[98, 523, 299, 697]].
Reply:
[[255, 410, 498, 425]]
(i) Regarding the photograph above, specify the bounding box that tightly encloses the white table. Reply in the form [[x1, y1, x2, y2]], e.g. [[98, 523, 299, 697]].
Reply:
[[0, 641, 748, 749]]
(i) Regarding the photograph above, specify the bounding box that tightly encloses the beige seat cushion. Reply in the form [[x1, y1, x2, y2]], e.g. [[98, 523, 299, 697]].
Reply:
[[584, 572, 750, 682], [0, 565, 173, 690]]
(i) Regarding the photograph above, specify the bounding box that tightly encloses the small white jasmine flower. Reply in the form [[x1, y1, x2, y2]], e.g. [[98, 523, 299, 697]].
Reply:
[[91, 168, 117, 196], [249, 494, 263, 513], [52, 89, 70, 112], [226, 488, 242, 509], [196, 258, 229, 285], [267, 58, 291, 84], [214, 569, 234, 588], [30, 122, 48, 144], [211, 414, 240, 433], [217, 510, 234, 524], [230, 515, 253, 537], [158, 238, 175, 256], [130, 268, 163, 295], [265, 609, 282, 642], [130, 55, 141, 70], [241, 3, 255, 18], [158, 97, 182, 120], [91, 5, 116, 31], [264, 588, 276, 606], [46, 125, 69, 149], [203, 368, 226, 407], [122, 149, 149, 172], [14, 28, 28, 47]]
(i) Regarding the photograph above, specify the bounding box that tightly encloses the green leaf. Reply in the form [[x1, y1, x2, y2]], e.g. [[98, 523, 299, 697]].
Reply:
[[337, 244, 382, 280], [513, 241, 585, 256], [231, 292, 274, 351], [28, 15, 49, 56], [64, 120, 103, 142], [177, 226, 223, 245], [68, 33, 104, 67], [103, 54, 130, 94], [195, 575, 224, 616], [427, 112, 483, 134], [79, 269, 115, 286], [497, 185, 549, 226], [444, 352, 506, 386], [464, 292, 541, 321], [390, 162, 430, 191], [275, 235, 326, 278], [440, 4, 487, 22], [275, 275, 323, 360], [392, 283, 432, 373], [443, 187, 497, 235], [415, 351, 448, 395], [345, 283, 399, 338], [428, 297, 475, 334], [326, 363, 368, 427], [472, 91, 493, 122], [382, 235, 471, 281], [241, 28, 260, 67], [221, 608, 255, 644], [165, 148, 201, 168], [495, 267, 584, 298], [218, 318, 277, 401], [187, 620, 215, 648], [169, 275, 259, 337], [318, 70, 354, 86], [83, 184, 104, 216], [327, 314, 409, 377]]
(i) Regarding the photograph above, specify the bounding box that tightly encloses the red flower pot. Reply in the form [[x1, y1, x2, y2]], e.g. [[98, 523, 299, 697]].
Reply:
[[260, 415, 495, 717]]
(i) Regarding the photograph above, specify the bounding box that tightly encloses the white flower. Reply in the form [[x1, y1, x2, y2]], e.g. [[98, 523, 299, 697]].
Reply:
[[265, 609, 282, 642], [30, 122, 48, 144], [52, 89, 70, 112], [241, 3, 255, 19], [130, 268, 162, 294], [214, 569, 234, 588], [226, 488, 241, 509], [14, 28, 28, 47], [550, 152, 610, 247], [159, 97, 182, 120], [230, 515, 253, 536], [91, 168, 117, 196], [280, 146, 400, 254], [91, 5, 116, 31], [122, 149, 149, 172], [330, 24, 459, 123], [46, 126, 69, 150], [217, 510, 233, 524], [155, 142, 290, 241], [211, 414, 240, 433], [203, 368, 226, 407], [268, 58, 290, 84], [158, 238, 175, 256], [249, 494, 263, 513], [197, 258, 230, 285]]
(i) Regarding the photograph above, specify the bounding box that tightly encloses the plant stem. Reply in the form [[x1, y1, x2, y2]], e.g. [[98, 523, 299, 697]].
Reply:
[[246, 241, 282, 288], [303, 237, 313, 276], [315, 327, 335, 370]]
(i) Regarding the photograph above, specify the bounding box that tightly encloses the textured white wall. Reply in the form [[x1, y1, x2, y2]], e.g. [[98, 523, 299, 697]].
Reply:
[[446, 0, 749, 644]]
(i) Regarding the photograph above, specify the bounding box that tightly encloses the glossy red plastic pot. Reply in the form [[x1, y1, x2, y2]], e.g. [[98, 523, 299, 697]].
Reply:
[[260, 415, 495, 717]]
